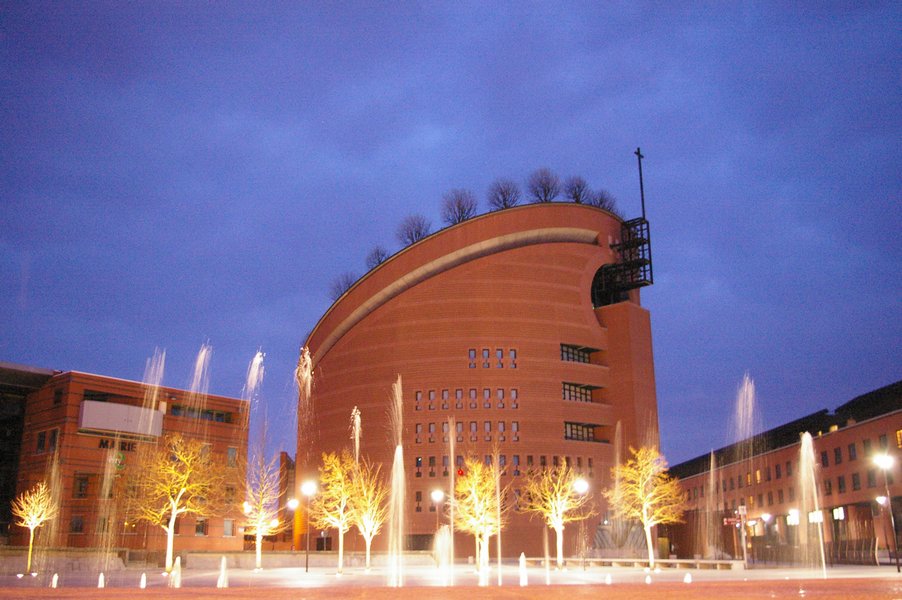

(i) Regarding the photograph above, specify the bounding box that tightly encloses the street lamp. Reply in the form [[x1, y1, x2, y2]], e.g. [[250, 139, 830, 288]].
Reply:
[[431, 489, 445, 531], [873, 454, 899, 573], [573, 477, 590, 495], [301, 480, 317, 573]]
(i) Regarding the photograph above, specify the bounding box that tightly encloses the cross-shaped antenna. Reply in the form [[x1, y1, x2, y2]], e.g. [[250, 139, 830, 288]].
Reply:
[[635, 147, 646, 219]]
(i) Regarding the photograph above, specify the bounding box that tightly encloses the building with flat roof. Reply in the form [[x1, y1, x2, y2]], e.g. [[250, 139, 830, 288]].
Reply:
[[2, 363, 248, 561], [669, 380, 901, 565], [298, 202, 658, 557]]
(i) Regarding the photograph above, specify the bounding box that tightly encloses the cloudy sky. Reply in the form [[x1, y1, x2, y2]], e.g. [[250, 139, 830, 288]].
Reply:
[[2, 3, 899, 464]]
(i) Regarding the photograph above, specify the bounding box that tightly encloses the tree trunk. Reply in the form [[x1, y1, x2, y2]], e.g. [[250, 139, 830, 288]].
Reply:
[[165, 511, 178, 572], [644, 524, 655, 568], [364, 536, 372, 569], [26, 527, 35, 572], [338, 529, 344, 573], [555, 525, 564, 570], [255, 532, 263, 569]]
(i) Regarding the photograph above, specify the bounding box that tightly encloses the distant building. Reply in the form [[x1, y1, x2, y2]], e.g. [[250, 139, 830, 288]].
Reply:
[[669, 380, 901, 564], [299, 202, 658, 557], [1, 362, 247, 560]]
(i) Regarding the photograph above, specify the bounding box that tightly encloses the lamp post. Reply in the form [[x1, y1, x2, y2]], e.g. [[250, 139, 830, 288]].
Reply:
[[573, 478, 589, 569], [301, 480, 317, 573], [431, 489, 445, 531], [874, 454, 899, 572]]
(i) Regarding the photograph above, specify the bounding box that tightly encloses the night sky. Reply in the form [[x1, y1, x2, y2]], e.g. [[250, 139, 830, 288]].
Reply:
[[2, 3, 899, 465]]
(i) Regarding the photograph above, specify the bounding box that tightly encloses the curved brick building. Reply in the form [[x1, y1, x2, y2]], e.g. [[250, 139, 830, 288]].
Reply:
[[299, 202, 658, 557]]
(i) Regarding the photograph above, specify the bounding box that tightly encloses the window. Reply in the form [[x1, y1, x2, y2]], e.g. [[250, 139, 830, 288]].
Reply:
[[560, 344, 594, 363], [456, 422, 463, 434], [53, 388, 63, 406], [225, 486, 235, 502], [820, 451, 829, 468], [498, 421, 505, 433], [526, 455, 534, 466], [837, 475, 846, 494], [778, 489, 784, 503], [511, 389, 519, 408], [470, 421, 477, 433], [513, 455, 520, 476], [788, 487, 795, 502], [729, 478, 735, 491], [848, 443, 857, 461], [786, 461, 793, 477], [863, 438, 872, 455], [442, 422, 449, 434], [564, 422, 597, 442], [767, 491, 773, 506], [897, 429, 902, 449], [223, 519, 234, 537], [415, 457, 423, 468], [496, 349, 504, 368], [483, 388, 491, 408], [468, 349, 476, 368], [509, 349, 517, 368], [469, 389, 477, 408], [540, 455, 547, 467], [70, 516, 84, 533], [195, 518, 208, 536], [867, 469, 877, 488], [484, 421, 491, 433], [824, 479, 832, 495], [562, 382, 596, 403], [511, 421, 519, 434], [482, 348, 490, 368], [833, 447, 842, 465], [227, 447, 238, 468], [36, 431, 46, 453], [775, 463, 782, 479], [428, 423, 436, 434], [879, 434, 888, 449], [74, 474, 89, 498], [851, 473, 861, 491], [755, 469, 761, 484], [415, 423, 423, 435]]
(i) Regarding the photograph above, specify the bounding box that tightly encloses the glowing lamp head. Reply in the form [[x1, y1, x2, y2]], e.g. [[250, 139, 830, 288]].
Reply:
[[270, 518, 279, 529], [874, 454, 895, 471], [761, 513, 772, 523], [301, 480, 317, 497], [573, 478, 589, 495], [877, 495, 888, 506], [287, 498, 299, 510], [430, 489, 445, 503], [242, 501, 251, 514]]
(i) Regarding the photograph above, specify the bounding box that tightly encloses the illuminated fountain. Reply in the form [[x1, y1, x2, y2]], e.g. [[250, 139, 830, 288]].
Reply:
[[387, 375, 405, 587], [798, 432, 827, 578]]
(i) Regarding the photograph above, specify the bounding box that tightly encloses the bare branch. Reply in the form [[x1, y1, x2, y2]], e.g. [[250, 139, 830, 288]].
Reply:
[[329, 272, 357, 301], [487, 178, 521, 210], [564, 176, 591, 204], [365, 246, 390, 270], [441, 189, 478, 225], [527, 168, 561, 203], [396, 214, 432, 246]]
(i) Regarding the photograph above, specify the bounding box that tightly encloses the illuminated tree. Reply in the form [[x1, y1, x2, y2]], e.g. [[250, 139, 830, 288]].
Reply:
[[604, 446, 687, 567], [452, 457, 505, 575], [348, 458, 388, 569], [126, 434, 223, 572], [242, 452, 288, 569], [520, 465, 593, 569], [11, 481, 58, 572], [311, 451, 355, 573]]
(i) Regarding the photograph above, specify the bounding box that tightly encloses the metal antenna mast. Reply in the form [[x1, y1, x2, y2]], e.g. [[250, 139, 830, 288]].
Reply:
[[635, 147, 646, 219]]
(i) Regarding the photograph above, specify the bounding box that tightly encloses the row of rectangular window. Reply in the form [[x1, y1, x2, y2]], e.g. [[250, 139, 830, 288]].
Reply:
[[564, 422, 603, 442], [170, 404, 235, 423], [562, 382, 598, 403], [35, 428, 59, 454], [819, 433, 896, 468], [69, 516, 233, 537], [415, 420, 519, 443], [560, 344, 596, 363], [415, 388, 519, 411], [468, 348, 518, 369], [412, 454, 594, 477]]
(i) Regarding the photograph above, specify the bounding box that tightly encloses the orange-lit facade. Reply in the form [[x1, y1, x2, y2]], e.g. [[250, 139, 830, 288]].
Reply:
[[671, 381, 901, 565], [3, 364, 247, 560], [299, 203, 659, 557]]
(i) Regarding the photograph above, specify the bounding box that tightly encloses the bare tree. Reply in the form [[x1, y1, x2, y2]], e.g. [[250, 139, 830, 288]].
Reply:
[[12, 481, 58, 572], [527, 168, 561, 203], [520, 465, 593, 569], [365, 246, 390, 270], [329, 272, 357, 301], [564, 176, 591, 204], [487, 178, 521, 210], [242, 451, 288, 570], [586, 188, 618, 212], [125, 434, 224, 572], [603, 446, 687, 568], [396, 214, 431, 246], [441, 189, 478, 225], [348, 458, 388, 570]]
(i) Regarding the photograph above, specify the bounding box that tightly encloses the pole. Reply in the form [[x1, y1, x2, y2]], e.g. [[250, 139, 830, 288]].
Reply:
[[884, 470, 900, 573], [634, 147, 646, 219], [305, 495, 311, 573]]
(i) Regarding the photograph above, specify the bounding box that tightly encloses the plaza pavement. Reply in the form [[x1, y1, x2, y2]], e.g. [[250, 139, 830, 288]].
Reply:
[[0, 562, 899, 599]]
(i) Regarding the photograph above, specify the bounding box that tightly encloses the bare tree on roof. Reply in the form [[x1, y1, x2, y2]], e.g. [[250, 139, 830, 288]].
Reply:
[[564, 176, 591, 204], [396, 214, 431, 246], [487, 178, 521, 210], [527, 168, 561, 203], [365, 246, 390, 270], [585, 188, 617, 212], [329, 272, 357, 301], [441, 189, 478, 225]]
